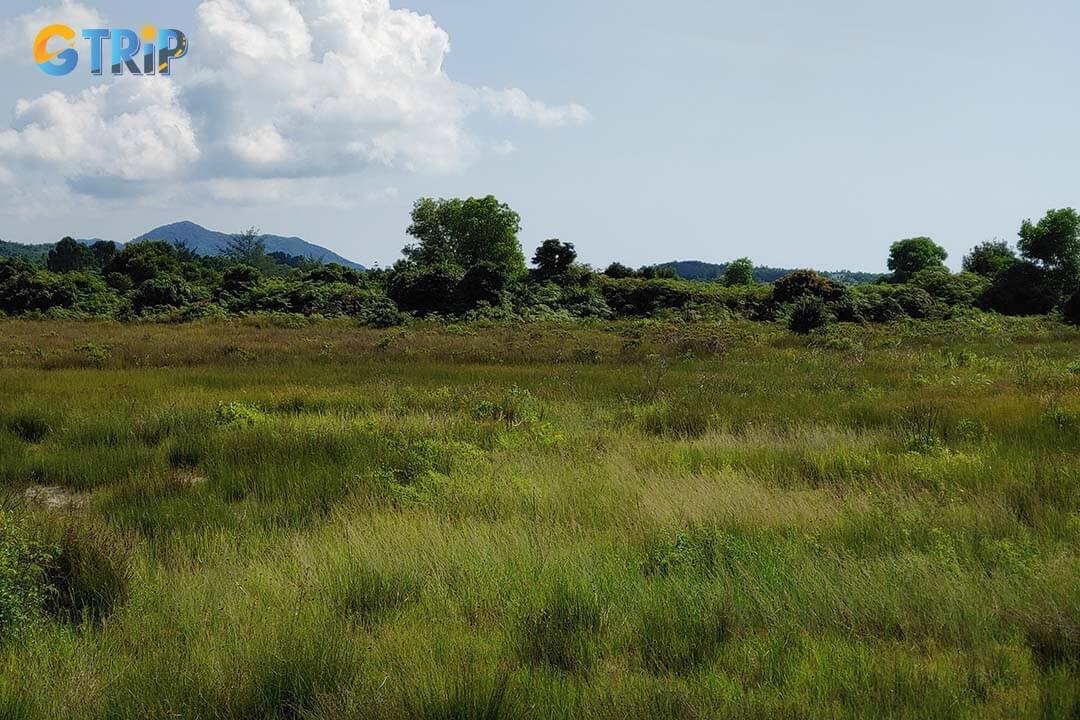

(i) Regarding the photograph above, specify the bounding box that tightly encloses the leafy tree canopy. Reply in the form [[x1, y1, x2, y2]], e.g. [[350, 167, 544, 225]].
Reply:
[[887, 237, 948, 281], [962, 241, 1016, 279], [532, 239, 577, 280], [722, 257, 755, 287], [404, 196, 526, 280], [1018, 208, 1080, 292], [47, 237, 93, 274]]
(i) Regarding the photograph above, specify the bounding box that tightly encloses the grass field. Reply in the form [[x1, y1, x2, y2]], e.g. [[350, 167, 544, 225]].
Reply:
[[1, 315, 1078, 719]]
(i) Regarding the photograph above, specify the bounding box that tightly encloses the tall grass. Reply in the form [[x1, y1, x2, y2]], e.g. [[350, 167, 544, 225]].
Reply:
[[0, 317, 1077, 718]]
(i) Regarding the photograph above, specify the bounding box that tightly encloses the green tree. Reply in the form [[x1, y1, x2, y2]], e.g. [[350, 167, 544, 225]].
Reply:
[[224, 228, 269, 267], [105, 241, 180, 285], [404, 196, 526, 279], [1018, 208, 1080, 293], [88, 241, 118, 268], [531, 239, 577, 280], [772, 270, 843, 304], [459, 261, 508, 309], [722, 257, 755, 286], [962, 240, 1016, 279], [220, 264, 262, 295], [46, 237, 92, 273], [887, 237, 948, 281], [603, 262, 636, 279]]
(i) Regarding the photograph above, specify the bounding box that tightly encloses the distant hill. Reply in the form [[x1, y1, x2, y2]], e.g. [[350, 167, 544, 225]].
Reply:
[[132, 221, 365, 270], [659, 260, 883, 285], [0, 240, 49, 264], [0, 222, 364, 270]]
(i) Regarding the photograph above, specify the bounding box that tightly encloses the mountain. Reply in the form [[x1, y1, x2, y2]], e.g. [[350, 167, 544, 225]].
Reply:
[[131, 221, 365, 270], [659, 260, 883, 285]]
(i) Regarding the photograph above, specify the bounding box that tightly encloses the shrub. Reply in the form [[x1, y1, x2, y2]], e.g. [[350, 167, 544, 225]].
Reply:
[[788, 295, 832, 334], [1062, 289, 1080, 326], [0, 512, 55, 640], [984, 261, 1060, 316], [215, 401, 261, 426], [892, 285, 935, 319], [132, 276, 205, 313], [772, 270, 844, 304]]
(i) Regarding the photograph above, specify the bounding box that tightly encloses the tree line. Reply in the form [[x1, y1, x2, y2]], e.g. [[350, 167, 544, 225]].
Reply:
[[2, 196, 1080, 332]]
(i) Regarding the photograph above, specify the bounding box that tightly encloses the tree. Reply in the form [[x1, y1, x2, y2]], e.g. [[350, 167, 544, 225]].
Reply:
[[1062, 289, 1080, 326], [772, 270, 844, 304], [1018, 208, 1080, 293], [105, 241, 180, 285], [887, 237, 948, 281], [224, 228, 268, 267], [531, 239, 577, 280], [603, 262, 636, 279], [962, 240, 1016, 279], [88, 241, 118, 269], [404, 196, 526, 279], [458, 261, 508, 309], [722, 258, 755, 286], [639, 265, 677, 279], [47, 237, 92, 273], [221, 264, 261, 295], [387, 262, 462, 316], [983, 261, 1059, 316]]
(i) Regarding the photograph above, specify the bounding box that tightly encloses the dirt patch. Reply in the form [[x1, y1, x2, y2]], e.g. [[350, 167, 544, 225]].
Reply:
[[22, 484, 88, 510]]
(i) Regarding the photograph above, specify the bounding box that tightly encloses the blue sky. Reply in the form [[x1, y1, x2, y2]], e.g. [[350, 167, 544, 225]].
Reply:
[[2, 0, 1079, 271]]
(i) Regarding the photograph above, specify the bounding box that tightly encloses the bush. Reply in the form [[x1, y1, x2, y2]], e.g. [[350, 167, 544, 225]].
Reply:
[[984, 261, 1060, 316], [132, 276, 205, 313], [215, 401, 261, 426], [1062, 289, 1080, 326], [892, 285, 935, 319], [0, 512, 55, 640], [772, 270, 844, 304], [788, 295, 833, 334]]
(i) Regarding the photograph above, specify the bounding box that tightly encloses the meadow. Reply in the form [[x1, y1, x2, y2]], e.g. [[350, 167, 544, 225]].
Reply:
[[1, 315, 1078, 719]]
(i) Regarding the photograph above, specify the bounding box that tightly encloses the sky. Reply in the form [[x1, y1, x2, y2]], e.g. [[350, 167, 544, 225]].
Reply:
[[2, 0, 1080, 271]]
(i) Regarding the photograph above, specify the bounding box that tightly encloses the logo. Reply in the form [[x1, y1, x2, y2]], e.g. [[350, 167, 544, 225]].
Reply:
[[34, 25, 188, 76]]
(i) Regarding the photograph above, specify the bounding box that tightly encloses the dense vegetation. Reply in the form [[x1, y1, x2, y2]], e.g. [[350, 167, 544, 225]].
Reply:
[[0, 317, 1078, 718], [4, 198, 1080, 331]]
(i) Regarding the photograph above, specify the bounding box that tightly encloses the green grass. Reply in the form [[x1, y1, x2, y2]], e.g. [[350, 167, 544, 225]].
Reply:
[[0, 316, 1078, 718]]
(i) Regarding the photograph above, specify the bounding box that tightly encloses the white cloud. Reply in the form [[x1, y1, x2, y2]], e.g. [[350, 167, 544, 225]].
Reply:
[[477, 87, 592, 127], [0, 0, 589, 209], [0, 81, 199, 181], [0, 0, 105, 60]]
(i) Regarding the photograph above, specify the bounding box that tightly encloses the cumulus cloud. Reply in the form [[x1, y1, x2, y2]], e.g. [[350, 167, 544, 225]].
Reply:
[[0, 81, 199, 182], [0, 0, 104, 60], [0, 0, 589, 208]]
